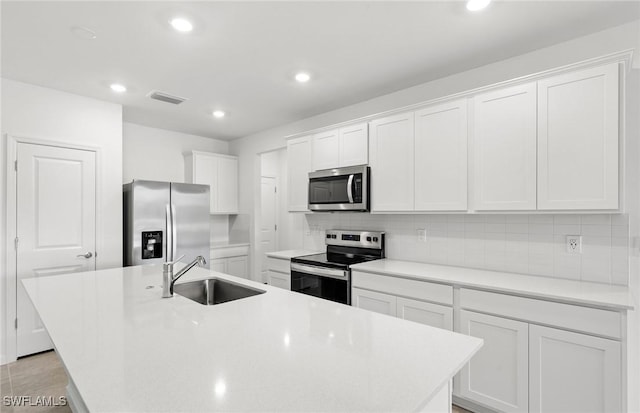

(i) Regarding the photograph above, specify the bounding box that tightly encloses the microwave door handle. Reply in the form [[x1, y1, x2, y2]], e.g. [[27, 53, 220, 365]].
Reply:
[[347, 174, 354, 203]]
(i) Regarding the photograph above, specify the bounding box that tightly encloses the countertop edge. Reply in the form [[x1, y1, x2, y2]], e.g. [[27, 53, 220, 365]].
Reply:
[[350, 261, 634, 311]]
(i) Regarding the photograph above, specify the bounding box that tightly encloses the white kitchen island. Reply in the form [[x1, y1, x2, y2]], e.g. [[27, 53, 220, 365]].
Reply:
[[22, 265, 482, 412]]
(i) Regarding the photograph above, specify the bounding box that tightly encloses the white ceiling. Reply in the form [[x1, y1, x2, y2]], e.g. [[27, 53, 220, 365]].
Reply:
[[2, 1, 639, 140]]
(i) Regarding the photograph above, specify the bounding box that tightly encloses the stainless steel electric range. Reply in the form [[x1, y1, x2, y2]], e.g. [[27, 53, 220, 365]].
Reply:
[[290, 230, 385, 305]]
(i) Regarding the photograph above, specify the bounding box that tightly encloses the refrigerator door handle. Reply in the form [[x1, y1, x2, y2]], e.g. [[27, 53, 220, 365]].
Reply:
[[170, 203, 178, 261], [165, 204, 173, 261]]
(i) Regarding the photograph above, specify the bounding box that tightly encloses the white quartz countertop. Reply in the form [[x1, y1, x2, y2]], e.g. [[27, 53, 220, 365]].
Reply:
[[22, 265, 481, 412], [351, 260, 634, 310], [210, 242, 250, 249], [265, 249, 320, 259]]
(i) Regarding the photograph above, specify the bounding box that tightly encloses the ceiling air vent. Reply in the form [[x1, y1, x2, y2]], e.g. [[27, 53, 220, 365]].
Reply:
[[146, 90, 188, 105]]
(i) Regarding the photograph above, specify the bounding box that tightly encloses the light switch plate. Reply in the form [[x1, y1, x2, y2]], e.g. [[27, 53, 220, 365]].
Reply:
[[417, 228, 427, 243]]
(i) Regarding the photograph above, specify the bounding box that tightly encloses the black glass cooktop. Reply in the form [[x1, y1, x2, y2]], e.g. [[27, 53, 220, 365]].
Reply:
[[291, 252, 378, 270]]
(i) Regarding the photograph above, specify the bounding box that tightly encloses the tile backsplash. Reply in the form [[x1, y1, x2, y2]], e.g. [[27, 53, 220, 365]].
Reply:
[[303, 213, 630, 286]]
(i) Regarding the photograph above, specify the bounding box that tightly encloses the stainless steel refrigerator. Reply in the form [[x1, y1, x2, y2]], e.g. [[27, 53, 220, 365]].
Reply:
[[123, 180, 210, 268]]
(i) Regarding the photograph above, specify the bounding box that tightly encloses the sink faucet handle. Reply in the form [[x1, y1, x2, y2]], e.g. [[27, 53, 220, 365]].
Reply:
[[166, 254, 185, 265]]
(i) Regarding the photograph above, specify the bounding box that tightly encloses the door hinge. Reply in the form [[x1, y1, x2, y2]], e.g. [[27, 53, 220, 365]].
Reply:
[[274, 187, 277, 193], [14, 237, 19, 250], [275, 224, 277, 231], [14, 160, 18, 171], [15, 318, 18, 329]]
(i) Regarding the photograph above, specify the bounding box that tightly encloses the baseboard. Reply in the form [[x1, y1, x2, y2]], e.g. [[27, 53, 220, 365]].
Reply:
[[452, 395, 497, 413]]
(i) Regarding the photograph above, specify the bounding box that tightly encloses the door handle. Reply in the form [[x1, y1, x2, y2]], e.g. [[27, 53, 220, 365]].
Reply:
[[77, 252, 93, 259]]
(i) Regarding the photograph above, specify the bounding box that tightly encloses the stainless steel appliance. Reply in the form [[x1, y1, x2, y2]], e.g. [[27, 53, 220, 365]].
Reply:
[[290, 230, 385, 305], [123, 180, 210, 268], [308, 165, 370, 211]]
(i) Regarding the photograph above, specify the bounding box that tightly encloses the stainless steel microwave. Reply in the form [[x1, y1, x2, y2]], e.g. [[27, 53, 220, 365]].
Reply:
[[308, 165, 370, 211]]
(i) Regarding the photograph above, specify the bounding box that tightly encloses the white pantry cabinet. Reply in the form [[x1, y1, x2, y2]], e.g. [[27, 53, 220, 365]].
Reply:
[[287, 136, 312, 212], [311, 123, 368, 171], [529, 324, 621, 413], [185, 151, 238, 214], [414, 99, 468, 211], [369, 112, 415, 212], [537, 63, 619, 210], [458, 310, 529, 413], [472, 83, 537, 211]]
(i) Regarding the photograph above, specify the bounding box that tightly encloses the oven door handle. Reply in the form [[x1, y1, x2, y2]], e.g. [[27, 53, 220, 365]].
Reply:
[[291, 263, 349, 279], [347, 174, 354, 203]]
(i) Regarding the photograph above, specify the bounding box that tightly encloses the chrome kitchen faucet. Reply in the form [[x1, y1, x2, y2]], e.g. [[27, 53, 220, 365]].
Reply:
[[162, 255, 207, 298]]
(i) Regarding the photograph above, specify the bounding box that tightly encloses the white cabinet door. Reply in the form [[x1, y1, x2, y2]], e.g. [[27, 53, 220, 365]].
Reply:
[[267, 270, 290, 290], [339, 122, 368, 167], [396, 297, 453, 330], [191, 152, 218, 213], [473, 83, 537, 211], [312, 129, 340, 171], [529, 324, 621, 413], [352, 288, 397, 316], [226, 256, 248, 279], [287, 136, 312, 212], [537, 63, 619, 210], [210, 258, 226, 273], [369, 112, 415, 212], [459, 310, 528, 413], [186, 151, 239, 214], [217, 156, 238, 213], [414, 99, 468, 211]]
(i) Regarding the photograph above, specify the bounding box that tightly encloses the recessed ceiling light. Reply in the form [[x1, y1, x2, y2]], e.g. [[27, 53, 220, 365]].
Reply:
[[212, 110, 225, 118], [110, 83, 127, 93], [70, 26, 97, 40], [295, 72, 311, 83], [170, 18, 193, 32], [466, 0, 491, 11]]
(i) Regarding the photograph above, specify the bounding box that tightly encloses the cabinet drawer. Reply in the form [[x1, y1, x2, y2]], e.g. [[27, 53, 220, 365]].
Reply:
[[459, 288, 621, 339], [352, 271, 453, 305], [267, 257, 290, 274], [267, 270, 290, 290]]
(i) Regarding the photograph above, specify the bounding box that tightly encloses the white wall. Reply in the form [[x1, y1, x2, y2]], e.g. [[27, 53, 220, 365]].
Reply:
[[1, 79, 123, 363], [122, 122, 228, 184], [230, 20, 640, 411]]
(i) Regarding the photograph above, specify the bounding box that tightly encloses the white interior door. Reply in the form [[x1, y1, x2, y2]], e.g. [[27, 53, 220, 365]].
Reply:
[[260, 176, 277, 282], [15, 143, 96, 357]]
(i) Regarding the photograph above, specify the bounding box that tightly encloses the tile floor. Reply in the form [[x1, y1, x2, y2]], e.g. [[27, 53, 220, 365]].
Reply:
[[1, 350, 472, 412], [1, 351, 70, 413]]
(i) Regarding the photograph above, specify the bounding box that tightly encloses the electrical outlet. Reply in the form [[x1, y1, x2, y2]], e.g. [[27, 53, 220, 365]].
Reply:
[[566, 235, 582, 254], [417, 228, 427, 243]]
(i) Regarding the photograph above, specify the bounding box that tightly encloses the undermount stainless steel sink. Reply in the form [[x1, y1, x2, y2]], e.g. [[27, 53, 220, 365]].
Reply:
[[173, 277, 265, 305]]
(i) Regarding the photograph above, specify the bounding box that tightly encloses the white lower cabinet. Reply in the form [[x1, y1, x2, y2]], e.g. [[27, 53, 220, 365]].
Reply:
[[352, 287, 454, 330], [458, 310, 529, 413], [397, 297, 453, 331], [529, 324, 621, 413], [267, 270, 290, 290], [210, 256, 249, 278], [352, 288, 397, 316], [266, 256, 291, 290]]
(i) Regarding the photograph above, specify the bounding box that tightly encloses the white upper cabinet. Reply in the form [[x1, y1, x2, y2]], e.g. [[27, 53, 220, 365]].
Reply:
[[185, 151, 238, 214], [312, 129, 340, 171], [472, 82, 537, 211], [537, 63, 619, 210], [287, 135, 312, 212], [369, 112, 415, 212], [414, 99, 468, 211], [311, 123, 368, 171], [339, 122, 368, 167]]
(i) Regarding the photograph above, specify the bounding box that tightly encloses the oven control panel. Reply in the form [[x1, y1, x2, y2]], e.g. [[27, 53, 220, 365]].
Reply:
[[325, 230, 384, 249]]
